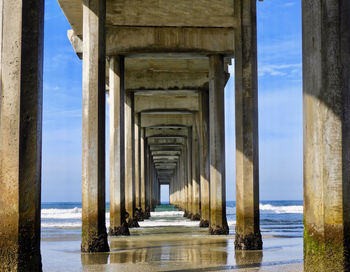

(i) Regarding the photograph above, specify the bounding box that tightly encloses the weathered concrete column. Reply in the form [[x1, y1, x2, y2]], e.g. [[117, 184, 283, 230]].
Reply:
[[144, 143, 151, 218], [140, 128, 146, 214], [0, 0, 44, 270], [183, 143, 189, 215], [134, 113, 143, 220], [109, 56, 129, 236], [81, 0, 109, 252], [303, 1, 350, 270], [209, 55, 229, 235], [234, 0, 262, 249], [191, 119, 201, 221], [186, 130, 193, 218], [181, 148, 187, 211], [125, 92, 139, 227], [199, 88, 210, 227]]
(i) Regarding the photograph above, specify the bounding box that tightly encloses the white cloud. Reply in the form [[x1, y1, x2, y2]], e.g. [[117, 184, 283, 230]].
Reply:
[[258, 63, 301, 77]]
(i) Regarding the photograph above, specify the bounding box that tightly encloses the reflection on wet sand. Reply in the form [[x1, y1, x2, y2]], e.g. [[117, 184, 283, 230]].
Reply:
[[109, 232, 229, 265], [78, 226, 304, 271], [235, 250, 263, 266]]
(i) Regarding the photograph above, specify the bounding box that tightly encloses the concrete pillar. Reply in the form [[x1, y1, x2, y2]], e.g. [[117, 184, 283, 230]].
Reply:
[[134, 112, 142, 220], [125, 92, 138, 227], [0, 0, 44, 269], [303, 1, 350, 270], [140, 128, 146, 213], [183, 143, 189, 215], [191, 120, 201, 221], [186, 130, 193, 218], [144, 144, 151, 218], [181, 148, 187, 211], [81, 0, 109, 252], [208, 54, 229, 235], [109, 56, 129, 236], [234, 0, 262, 249], [199, 88, 210, 227]]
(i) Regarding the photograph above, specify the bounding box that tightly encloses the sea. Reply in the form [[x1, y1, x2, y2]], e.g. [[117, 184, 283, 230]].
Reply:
[[41, 200, 303, 239]]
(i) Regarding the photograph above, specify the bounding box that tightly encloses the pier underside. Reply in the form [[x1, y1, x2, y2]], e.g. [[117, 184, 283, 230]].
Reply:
[[1, 0, 349, 271]]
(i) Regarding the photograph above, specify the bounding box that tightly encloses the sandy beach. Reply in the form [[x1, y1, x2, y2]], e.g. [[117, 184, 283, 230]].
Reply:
[[41, 209, 303, 272]]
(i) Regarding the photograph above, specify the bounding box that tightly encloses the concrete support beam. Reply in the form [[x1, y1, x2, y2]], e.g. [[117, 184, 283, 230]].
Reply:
[[141, 113, 193, 128], [81, 0, 109, 252], [109, 56, 129, 236], [208, 55, 229, 235], [146, 128, 188, 138], [191, 120, 201, 221], [125, 92, 139, 227], [199, 88, 210, 228], [303, 1, 350, 270], [0, 0, 44, 270], [234, 0, 262, 249], [135, 93, 199, 113]]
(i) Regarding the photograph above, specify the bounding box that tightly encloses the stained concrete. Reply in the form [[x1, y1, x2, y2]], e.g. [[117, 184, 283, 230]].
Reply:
[[234, 0, 262, 250], [109, 56, 130, 236], [0, 0, 44, 270], [81, 0, 109, 252], [303, 0, 350, 270], [208, 55, 229, 235]]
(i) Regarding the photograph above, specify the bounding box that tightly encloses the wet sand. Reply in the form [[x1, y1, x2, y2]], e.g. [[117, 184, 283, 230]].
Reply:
[[41, 225, 303, 271]]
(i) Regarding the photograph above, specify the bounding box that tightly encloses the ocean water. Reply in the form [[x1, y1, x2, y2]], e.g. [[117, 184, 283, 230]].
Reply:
[[41, 200, 303, 239]]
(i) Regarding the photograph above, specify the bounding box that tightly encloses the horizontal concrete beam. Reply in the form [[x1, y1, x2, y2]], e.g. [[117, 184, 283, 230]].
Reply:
[[153, 155, 179, 160], [148, 137, 185, 145], [146, 128, 188, 138], [106, 0, 237, 28], [141, 113, 193, 128], [151, 151, 181, 156], [106, 27, 235, 55], [135, 95, 199, 112], [68, 27, 235, 56], [125, 70, 208, 91], [149, 146, 182, 152]]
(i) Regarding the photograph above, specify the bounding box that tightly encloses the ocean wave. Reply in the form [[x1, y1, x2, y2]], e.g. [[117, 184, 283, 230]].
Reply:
[[150, 211, 184, 217], [41, 207, 110, 219], [259, 204, 303, 214]]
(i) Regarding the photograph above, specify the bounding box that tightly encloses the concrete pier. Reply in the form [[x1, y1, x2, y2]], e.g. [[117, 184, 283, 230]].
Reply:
[[191, 116, 201, 221], [234, 0, 262, 250], [109, 56, 130, 236], [0, 0, 44, 270], [125, 92, 139, 228], [199, 89, 210, 228], [209, 55, 229, 235], [303, 0, 350, 270], [81, 0, 109, 252]]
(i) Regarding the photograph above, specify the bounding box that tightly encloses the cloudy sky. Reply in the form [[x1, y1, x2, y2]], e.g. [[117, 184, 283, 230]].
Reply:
[[42, 0, 302, 202]]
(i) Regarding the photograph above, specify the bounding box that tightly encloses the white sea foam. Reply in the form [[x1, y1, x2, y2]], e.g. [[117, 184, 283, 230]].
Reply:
[[41, 207, 110, 219], [139, 220, 199, 227], [150, 211, 184, 217], [259, 204, 303, 214], [40, 204, 302, 229]]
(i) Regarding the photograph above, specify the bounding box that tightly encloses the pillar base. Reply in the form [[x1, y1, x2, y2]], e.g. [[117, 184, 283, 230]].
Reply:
[[200, 219, 210, 228], [234, 232, 262, 250], [81, 232, 110, 252], [135, 208, 145, 221], [209, 225, 229, 235], [109, 223, 130, 236], [0, 247, 42, 272], [191, 214, 201, 221], [187, 213, 193, 219], [183, 210, 188, 217], [127, 218, 140, 228]]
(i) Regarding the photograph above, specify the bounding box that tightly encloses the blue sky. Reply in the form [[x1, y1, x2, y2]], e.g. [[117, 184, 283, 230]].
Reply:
[[42, 0, 302, 202]]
